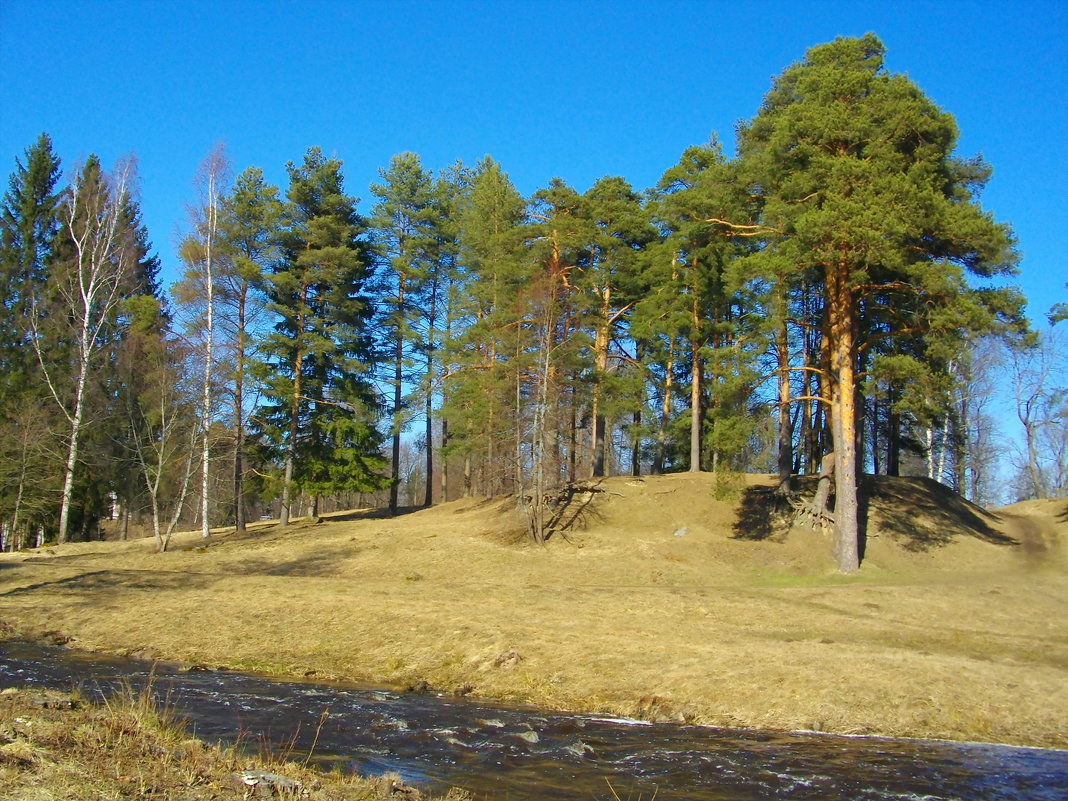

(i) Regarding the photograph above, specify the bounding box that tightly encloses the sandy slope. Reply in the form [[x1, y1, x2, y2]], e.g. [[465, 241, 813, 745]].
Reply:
[[1, 473, 1065, 748]]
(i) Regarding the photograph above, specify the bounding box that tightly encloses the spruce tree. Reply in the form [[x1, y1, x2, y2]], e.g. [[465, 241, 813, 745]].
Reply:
[[0, 133, 62, 400], [580, 176, 656, 476], [0, 133, 63, 547]]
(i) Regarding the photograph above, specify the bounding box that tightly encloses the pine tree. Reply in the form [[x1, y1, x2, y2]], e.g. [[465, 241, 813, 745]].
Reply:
[[432, 161, 471, 502], [522, 178, 594, 535], [647, 140, 756, 474], [442, 156, 527, 497], [218, 166, 283, 531], [370, 152, 442, 512], [579, 176, 656, 477], [256, 148, 385, 524], [737, 35, 1021, 571]]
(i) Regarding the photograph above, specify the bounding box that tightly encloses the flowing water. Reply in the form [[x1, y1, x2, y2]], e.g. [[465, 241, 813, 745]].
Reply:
[[1, 641, 1064, 800]]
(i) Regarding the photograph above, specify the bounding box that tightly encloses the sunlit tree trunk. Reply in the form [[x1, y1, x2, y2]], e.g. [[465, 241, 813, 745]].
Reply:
[[827, 266, 859, 573], [35, 160, 133, 544], [199, 158, 221, 539]]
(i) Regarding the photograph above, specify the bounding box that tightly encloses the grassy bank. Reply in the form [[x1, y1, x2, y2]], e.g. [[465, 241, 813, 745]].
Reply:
[[1, 473, 1066, 749], [0, 686, 461, 800]]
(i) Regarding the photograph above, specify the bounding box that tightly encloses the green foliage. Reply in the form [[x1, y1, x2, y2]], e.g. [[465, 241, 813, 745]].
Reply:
[[735, 34, 1024, 567], [0, 36, 1039, 544], [439, 157, 529, 493], [256, 148, 387, 501], [0, 133, 62, 389], [370, 152, 457, 507]]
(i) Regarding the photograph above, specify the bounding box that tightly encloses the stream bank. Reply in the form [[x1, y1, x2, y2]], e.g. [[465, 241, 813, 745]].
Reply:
[[2, 641, 1066, 800]]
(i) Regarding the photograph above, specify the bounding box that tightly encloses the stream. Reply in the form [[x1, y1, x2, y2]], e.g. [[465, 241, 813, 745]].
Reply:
[[1, 641, 1065, 800]]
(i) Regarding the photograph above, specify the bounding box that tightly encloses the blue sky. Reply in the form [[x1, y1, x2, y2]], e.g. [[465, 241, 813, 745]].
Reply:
[[1, 0, 1065, 323]]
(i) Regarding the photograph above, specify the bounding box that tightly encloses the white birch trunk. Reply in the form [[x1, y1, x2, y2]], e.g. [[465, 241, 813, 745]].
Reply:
[[35, 162, 132, 544], [200, 167, 218, 539]]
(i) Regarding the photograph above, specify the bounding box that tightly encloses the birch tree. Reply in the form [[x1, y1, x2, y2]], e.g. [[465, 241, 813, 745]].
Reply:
[[176, 146, 229, 538], [121, 295, 199, 552], [1009, 327, 1067, 499], [32, 156, 136, 543]]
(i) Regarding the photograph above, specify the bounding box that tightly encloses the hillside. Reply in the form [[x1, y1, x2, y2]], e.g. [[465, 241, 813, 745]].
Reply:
[[0, 473, 1065, 748]]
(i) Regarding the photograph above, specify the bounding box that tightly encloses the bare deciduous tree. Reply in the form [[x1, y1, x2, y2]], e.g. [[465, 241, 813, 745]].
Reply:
[[1009, 327, 1067, 499]]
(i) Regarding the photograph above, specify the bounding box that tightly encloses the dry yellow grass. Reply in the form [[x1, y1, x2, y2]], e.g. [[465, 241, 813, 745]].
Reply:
[[1, 473, 1065, 748], [0, 686, 461, 800]]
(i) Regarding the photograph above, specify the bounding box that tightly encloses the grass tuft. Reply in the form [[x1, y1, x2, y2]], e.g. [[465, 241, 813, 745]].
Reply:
[[0, 686, 458, 799]]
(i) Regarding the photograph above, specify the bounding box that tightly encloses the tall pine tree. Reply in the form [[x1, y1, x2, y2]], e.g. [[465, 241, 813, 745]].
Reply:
[[737, 35, 1021, 571], [256, 148, 386, 524]]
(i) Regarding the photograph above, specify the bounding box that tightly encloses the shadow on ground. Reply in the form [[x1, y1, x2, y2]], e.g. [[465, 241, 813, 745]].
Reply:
[[0, 567, 226, 600], [731, 485, 795, 542], [731, 475, 1017, 551]]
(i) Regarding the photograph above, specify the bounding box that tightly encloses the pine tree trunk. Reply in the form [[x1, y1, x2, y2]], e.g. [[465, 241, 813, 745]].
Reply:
[[591, 291, 610, 478], [797, 344, 812, 474], [424, 282, 436, 508], [280, 324, 304, 527], [631, 409, 641, 476], [513, 337, 524, 499], [689, 339, 701, 473], [654, 341, 674, 475], [234, 291, 247, 533], [827, 267, 860, 573], [689, 275, 702, 473], [887, 401, 900, 476], [390, 277, 405, 515], [424, 385, 434, 507], [440, 417, 449, 503], [870, 393, 881, 475]]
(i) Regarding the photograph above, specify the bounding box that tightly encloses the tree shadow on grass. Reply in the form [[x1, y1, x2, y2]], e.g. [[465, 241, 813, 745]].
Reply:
[[730, 475, 1015, 552], [864, 476, 1014, 551], [543, 482, 609, 542], [233, 543, 368, 577], [730, 485, 795, 542], [0, 568, 226, 600]]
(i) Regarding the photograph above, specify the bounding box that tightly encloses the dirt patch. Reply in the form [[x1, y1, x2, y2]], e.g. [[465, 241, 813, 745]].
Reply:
[[1, 474, 1065, 748]]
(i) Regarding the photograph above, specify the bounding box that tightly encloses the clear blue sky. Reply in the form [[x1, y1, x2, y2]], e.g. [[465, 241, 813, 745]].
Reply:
[[1, 0, 1065, 323]]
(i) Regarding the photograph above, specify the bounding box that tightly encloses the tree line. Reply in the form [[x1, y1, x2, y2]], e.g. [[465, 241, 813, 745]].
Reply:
[[1, 36, 1063, 570]]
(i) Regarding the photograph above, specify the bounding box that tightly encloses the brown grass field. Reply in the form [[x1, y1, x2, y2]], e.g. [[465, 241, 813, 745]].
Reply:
[[1, 473, 1065, 749]]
